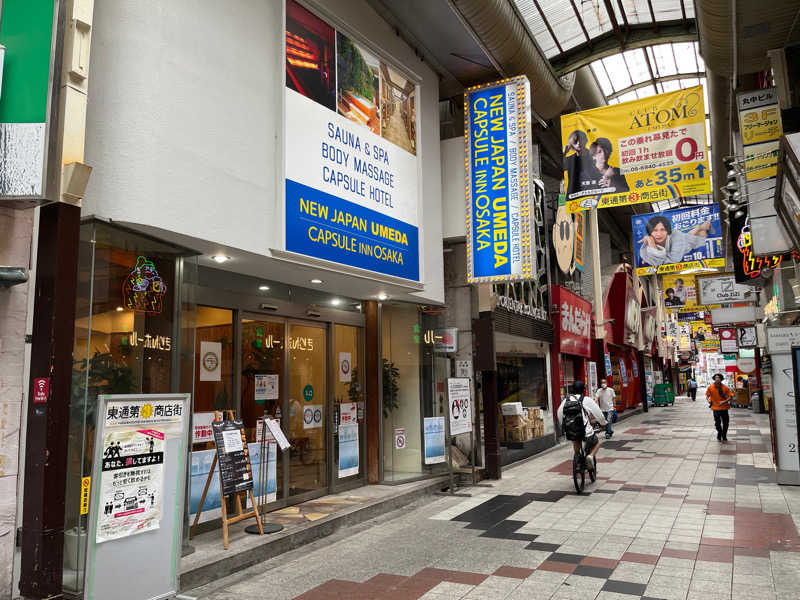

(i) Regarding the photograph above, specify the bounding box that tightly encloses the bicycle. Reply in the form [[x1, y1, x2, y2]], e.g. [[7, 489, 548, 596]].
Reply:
[[572, 427, 601, 493]]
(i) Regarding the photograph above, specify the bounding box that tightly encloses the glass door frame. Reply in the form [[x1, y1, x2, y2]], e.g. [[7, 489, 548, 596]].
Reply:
[[240, 312, 291, 511], [329, 323, 368, 493]]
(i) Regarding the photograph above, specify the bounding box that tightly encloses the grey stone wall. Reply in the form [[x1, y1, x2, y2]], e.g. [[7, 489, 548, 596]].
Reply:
[[0, 207, 33, 599]]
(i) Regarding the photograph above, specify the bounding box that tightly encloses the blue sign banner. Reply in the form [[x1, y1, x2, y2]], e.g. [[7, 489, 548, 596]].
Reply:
[[465, 79, 528, 282], [286, 178, 419, 281], [631, 204, 724, 275]]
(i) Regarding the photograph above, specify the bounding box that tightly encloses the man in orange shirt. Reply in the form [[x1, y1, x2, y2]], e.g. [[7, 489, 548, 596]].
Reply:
[[706, 373, 733, 442]]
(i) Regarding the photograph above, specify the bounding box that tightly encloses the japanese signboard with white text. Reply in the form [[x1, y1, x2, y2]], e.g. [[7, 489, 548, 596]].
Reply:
[[552, 285, 592, 357], [737, 88, 783, 181], [561, 86, 710, 213]]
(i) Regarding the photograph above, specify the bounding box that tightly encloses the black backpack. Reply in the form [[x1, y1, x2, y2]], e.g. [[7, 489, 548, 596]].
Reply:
[[562, 395, 587, 441]]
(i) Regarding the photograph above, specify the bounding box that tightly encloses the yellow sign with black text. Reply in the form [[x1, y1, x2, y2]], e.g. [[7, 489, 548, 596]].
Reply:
[[80, 476, 91, 515], [561, 86, 710, 213]]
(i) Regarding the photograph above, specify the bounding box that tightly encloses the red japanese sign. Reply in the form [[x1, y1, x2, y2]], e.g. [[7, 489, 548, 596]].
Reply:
[[552, 285, 592, 357]]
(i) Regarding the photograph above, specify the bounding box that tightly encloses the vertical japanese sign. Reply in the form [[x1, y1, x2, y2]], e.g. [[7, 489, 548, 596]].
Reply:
[[573, 210, 585, 272], [552, 285, 592, 357], [562, 86, 710, 212], [96, 400, 184, 544], [737, 88, 783, 181], [464, 76, 536, 283]]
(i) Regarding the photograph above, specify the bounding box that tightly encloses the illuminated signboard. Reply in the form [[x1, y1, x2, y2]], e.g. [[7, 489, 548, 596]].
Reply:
[[122, 256, 167, 315]]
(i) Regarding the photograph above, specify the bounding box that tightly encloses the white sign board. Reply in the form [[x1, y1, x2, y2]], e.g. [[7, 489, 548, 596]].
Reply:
[[447, 378, 472, 436], [423, 417, 445, 464], [302, 404, 323, 429], [394, 428, 406, 450], [772, 353, 799, 474], [192, 412, 216, 444], [85, 394, 190, 600], [710, 305, 758, 325], [698, 274, 756, 305], [737, 326, 757, 348], [265, 418, 290, 451], [767, 326, 800, 354]]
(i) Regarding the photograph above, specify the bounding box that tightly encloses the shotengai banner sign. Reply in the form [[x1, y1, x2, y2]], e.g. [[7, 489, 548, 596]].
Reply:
[[283, 0, 419, 281], [465, 76, 535, 283]]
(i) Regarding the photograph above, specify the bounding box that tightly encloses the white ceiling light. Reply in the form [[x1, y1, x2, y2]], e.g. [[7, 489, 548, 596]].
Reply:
[[258, 285, 270, 291], [310, 278, 324, 284], [377, 293, 388, 301], [211, 255, 230, 263], [115, 306, 124, 312], [331, 298, 341, 306]]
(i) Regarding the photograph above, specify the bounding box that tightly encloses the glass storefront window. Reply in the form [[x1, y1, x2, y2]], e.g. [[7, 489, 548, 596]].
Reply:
[[194, 307, 234, 415], [497, 355, 548, 408], [64, 221, 196, 593]]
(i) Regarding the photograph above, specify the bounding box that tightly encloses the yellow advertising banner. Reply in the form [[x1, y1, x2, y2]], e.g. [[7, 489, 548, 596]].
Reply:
[[662, 273, 699, 311], [561, 86, 710, 213], [737, 89, 782, 182]]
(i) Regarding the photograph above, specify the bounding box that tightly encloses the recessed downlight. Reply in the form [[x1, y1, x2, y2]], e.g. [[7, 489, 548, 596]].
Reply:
[[115, 306, 124, 312], [310, 278, 324, 284], [331, 298, 341, 306], [377, 293, 388, 301], [259, 285, 270, 291], [211, 255, 230, 264]]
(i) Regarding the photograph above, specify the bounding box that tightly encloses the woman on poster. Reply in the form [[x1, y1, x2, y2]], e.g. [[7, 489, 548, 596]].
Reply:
[[638, 215, 712, 267]]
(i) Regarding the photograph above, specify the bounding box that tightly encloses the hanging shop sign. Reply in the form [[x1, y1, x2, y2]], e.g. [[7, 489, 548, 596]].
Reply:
[[423, 417, 445, 464], [573, 210, 585, 272], [0, 1, 58, 201], [710, 305, 758, 326], [766, 326, 800, 354], [552, 285, 591, 357], [737, 355, 757, 373], [447, 377, 473, 436], [697, 272, 756, 305], [661, 273, 700, 312], [737, 326, 757, 348], [434, 328, 458, 353], [283, 0, 419, 281], [553, 203, 577, 275], [775, 133, 800, 251], [719, 328, 738, 353], [729, 212, 785, 283], [464, 75, 536, 283], [631, 204, 723, 276], [561, 85, 710, 213], [737, 88, 783, 181]]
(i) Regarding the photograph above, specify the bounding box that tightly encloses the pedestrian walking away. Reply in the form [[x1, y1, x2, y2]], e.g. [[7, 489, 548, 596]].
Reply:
[[594, 378, 615, 438], [706, 373, 732, 442], [687, 377, 698, 401]]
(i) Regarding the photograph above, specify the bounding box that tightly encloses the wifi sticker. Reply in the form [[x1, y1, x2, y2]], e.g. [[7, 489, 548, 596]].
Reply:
[[33, 378, 49, 404]]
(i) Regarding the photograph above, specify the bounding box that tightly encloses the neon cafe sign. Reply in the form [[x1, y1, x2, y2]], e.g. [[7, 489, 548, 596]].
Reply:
[[122, 256, 167, 315]]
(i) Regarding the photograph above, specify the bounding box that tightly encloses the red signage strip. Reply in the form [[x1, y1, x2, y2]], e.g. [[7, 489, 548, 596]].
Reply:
[[552, 285, 592, 357]]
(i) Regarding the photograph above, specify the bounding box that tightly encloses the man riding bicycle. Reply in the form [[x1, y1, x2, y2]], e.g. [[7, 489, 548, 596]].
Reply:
[[557, 380, 607, 472]]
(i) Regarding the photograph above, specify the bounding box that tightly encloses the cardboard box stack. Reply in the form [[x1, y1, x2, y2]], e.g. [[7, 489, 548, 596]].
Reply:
[[499, 403, 545, 443]]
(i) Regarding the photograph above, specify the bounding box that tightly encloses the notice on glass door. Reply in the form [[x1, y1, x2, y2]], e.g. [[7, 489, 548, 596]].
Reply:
[[338, 423, 359, 478], [424, 417, 445, 464], [255, 374, 279, 403]]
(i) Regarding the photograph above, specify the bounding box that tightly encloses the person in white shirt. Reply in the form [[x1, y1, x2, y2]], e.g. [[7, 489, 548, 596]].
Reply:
[[557, 381, 607, 471], [594, 379, 615, 439]]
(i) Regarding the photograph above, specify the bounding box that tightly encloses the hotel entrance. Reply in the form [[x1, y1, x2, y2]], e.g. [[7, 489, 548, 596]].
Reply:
[[191, 267, 366, 524]]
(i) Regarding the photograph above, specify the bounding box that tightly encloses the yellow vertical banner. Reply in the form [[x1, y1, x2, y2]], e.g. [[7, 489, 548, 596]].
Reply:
[[737, 88, 782, 182], [561, 86, 710, 213], [573, 210, 584, 272]]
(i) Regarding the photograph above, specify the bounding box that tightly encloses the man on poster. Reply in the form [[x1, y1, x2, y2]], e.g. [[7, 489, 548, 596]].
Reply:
[[638, 214, 712, 268]]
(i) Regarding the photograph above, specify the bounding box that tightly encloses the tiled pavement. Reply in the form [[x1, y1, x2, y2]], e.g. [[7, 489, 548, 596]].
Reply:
[[196, 398, 800, 600]]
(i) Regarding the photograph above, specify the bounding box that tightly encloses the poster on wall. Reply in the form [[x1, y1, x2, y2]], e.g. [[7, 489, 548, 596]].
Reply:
[[97, 428, 165, 543], [338, 423, 359, 478], [631, 204, 724, 275], [661, 273, 699, 311], [423, 417, 445, 464], [284, 0, 419, 281], [561, 86, 710, 213], [199, 341, 222, 381], [464, 75, 536, 283], [447, 378, 472, 436], [737, 88, 782, 181]]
